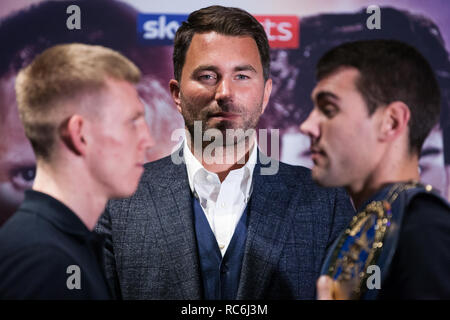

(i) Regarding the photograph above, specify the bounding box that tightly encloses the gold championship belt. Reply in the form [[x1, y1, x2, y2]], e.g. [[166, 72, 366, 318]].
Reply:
[[320, 182, 430, 299]]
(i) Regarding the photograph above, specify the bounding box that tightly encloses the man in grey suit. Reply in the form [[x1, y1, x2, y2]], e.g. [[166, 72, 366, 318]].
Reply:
[[96, 5, 355, 299]]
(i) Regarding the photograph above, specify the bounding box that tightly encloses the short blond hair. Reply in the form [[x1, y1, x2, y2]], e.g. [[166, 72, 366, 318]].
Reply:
[[15, 43, 141, 161]]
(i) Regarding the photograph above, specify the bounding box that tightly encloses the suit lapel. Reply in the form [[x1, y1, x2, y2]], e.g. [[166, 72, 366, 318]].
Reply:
[[237, 152, 294, 299], [146, 153, 202, 299]]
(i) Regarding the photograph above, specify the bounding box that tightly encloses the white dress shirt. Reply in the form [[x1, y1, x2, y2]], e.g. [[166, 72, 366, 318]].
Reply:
[[183, 138, 257, 256]]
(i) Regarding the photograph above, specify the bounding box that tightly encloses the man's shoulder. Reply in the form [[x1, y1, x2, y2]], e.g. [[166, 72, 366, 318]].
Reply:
[[0, 209, 51, 250], [398, 190, 450, 254], [256, 160, 352, 209], [0, 209, 76, 258], [405, 191, 450, 228], [0, 211, 75, 280], [0, 238, 91, 299], [273, 161, 313, 180], [140, 153, 185, 183], [260, 160, 330, 191], [105, 153, 187, 211]]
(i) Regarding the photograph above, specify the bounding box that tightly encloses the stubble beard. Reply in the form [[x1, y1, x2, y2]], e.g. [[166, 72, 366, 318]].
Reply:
[[180, 94, 263, 149]]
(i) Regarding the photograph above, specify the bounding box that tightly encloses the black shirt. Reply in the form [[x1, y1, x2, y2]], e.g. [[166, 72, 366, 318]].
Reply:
[[0, 190, 111, 299], [378, 192, 450, 299]]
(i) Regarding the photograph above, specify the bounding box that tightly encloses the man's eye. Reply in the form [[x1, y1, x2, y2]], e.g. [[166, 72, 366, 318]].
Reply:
[[198, 74, 217, 81], [11, 166, 36, 191], [235, 74, 249, 80], [323, 109, 335, 117], [320, 104, 338, 118]]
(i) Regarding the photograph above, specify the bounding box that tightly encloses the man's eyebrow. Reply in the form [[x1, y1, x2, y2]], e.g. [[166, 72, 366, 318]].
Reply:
[[312, 91, 340, 104], [192, 65, 219, 74], [234, 64, 257, 73], [192, 64, 257, 74]]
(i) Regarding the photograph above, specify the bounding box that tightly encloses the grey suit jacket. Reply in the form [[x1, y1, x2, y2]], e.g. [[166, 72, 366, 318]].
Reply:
[[96, 150, 355, 299]]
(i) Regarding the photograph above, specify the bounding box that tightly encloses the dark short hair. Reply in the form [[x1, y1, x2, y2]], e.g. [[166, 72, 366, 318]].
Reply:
[[316, 39, 441, 155], [172, 5, 270, 82]]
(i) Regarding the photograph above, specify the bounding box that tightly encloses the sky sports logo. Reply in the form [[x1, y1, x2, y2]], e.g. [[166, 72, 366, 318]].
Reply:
[[137, 14, 299, 48], [137, 14, 188, 45]]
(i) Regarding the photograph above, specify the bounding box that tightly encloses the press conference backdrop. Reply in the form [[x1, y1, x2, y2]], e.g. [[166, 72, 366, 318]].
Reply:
[[1, 0, 450, 224]]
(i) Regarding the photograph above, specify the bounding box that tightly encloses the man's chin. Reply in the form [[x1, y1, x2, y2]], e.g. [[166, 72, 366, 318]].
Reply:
[[110, 179, 141, 200], [311, 168, 340, 188], [206, 120, 239, 132]]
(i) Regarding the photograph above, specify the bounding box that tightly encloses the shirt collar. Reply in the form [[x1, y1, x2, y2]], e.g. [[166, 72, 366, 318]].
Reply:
[[183, 137, 258, 193]]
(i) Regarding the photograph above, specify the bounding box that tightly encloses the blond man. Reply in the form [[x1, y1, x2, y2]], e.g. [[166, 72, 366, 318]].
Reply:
[[0, 43, 153, 299]]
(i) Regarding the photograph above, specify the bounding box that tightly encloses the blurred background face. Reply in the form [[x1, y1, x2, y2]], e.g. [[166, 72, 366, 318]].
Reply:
[[0, 74, 36, 225], [137, 75, 185, 160]]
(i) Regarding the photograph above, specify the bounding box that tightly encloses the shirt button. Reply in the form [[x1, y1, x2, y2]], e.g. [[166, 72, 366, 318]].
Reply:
[[219, 244, 225, 249], [221, 202, 226, 208]]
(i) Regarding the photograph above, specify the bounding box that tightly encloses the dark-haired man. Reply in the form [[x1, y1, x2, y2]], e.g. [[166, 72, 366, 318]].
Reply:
[[261, 7, 450, 197], [97, 5, 355, 300], [300, 39, 450, 299]]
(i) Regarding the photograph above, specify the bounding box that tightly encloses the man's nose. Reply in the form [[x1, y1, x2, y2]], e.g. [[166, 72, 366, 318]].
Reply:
[[215, 77, 232, 102], [299, 110, 321, 139]]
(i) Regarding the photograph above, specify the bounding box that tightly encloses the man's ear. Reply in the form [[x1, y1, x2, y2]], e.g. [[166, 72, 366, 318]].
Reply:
[[261, 78, 273, 114], [59, 114, 87, 156], [379, 101, 410, 142], [169, 79, 182, 113]]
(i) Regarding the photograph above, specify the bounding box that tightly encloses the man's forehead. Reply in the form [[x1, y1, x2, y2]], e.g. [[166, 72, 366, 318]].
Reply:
[[190, 31, 256, 47], [184, 32, 261, 68], [312, 67, 360, 99]]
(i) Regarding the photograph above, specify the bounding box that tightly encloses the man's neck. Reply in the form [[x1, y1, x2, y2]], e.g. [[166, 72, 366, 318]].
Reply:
[[32, 163, 107, 231], [187, 135, 256, 182], [348, 157, 420, 210]]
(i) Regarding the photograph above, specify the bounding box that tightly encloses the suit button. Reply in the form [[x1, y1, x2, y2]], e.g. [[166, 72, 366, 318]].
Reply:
[[221, 265, 229, 273]]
